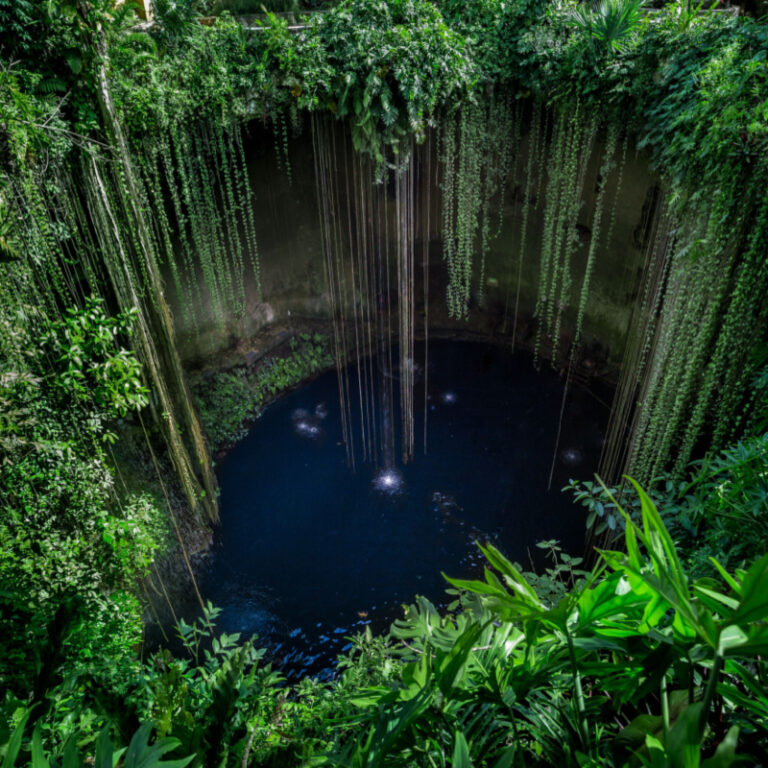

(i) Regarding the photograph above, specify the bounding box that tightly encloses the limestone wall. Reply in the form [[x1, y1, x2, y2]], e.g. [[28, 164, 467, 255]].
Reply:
[[167, 116, 657, 367]]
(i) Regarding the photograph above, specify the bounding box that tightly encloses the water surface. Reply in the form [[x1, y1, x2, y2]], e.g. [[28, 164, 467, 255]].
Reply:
[[200, 340, 607, 677]]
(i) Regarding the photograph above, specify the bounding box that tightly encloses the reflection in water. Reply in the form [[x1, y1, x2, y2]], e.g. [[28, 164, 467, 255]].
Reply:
[[291, 406, 325, 439], [186, 341, 609, 680], [372, 468, 405, 495], [561, 447, 584, 466]]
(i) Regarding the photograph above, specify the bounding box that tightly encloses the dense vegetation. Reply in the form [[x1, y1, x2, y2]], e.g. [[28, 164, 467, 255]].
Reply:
[[193, 333, 332, 450], [4, 467, 768, 766], [2, 0, 768, 765]]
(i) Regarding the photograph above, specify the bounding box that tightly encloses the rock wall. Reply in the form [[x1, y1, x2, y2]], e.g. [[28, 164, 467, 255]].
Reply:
[[168, 116, 657, 368]]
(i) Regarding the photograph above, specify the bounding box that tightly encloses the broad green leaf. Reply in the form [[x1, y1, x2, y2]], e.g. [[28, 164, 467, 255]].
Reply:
[[665, 701, 703, 768], [718, 625, 749, 655], [720, 622, 768, 657], [718, 682, 768, 729], [491, 746, 516, 768], [436, 622, 484, 698], [348, 686, 393, 708], [123, 724, 193, 768], [614, 713, 663, 754], [701, 727, 740, 768], [692, 583, 738, 613], [707, 558, 740, 595], [728, 553, 768, 626], [370, 689, 433, 764], [443, 574, 505, 597], [452, 730, 471, 768], [30, 727, 49, 768], [62, 738, 80, 768], [478, 543, 543, 608], [93, 725, 125, 768], [2, 709, 32, 768]]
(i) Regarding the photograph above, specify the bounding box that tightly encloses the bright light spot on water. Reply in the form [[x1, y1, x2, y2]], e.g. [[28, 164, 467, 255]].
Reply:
[[372, 468, 404, 495], [440, 391, 457, 404], [294, 420, 321, 438], [562, 447, 583, 466], [291, 405, 327, 439]]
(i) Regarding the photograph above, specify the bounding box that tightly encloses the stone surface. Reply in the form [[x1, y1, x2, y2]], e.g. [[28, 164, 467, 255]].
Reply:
[[165, 116, 655, 368]]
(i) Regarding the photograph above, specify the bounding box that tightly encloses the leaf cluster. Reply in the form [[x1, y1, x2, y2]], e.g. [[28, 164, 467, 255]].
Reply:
[[567, 432, 768, 575], [0, 299, 164, 703], [192, 332, 332, 450]]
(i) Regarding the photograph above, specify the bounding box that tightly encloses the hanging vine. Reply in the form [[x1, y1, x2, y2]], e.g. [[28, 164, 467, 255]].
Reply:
[[440, 94, 517, 320], [572, 123, 619, 353]]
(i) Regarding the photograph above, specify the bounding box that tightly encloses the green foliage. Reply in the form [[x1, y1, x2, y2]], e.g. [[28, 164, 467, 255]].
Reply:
[[132, 119, 262, 334], [567, 0, 645, 54], [3, 3, 768, 766], [299, 0, 474, 161], [151, 0, 211, 42], [329, 482, 768, 765], [0, 0, 140, 136], [437, 0, 547, 84], [533, 106, 597, 364], [0, 0, 36, 57], [522, 538, 589, 605], [134, 604, 283, 766], [192, 367, 255, 450], [0, 299, 163, 699], [442, 96, 517, 319], [193, 333, 332, 450], [4, 478, 768, 765], [668, 434, 768, 573], [0, 64, 72, 174], [211, 0, 306, 13], [6, 0, 768, 479], [569, 432, 768, 577], [43, 296, 148, 419], [0, 716, 193, 768], [112, 0, 475, 162]]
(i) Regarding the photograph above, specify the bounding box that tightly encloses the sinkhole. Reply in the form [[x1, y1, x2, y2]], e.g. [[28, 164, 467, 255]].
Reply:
[[193, 340, 608, 678]]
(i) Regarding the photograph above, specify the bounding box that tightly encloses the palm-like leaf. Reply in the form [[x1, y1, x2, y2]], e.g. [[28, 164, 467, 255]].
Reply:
[[569, 0, 644, 52]]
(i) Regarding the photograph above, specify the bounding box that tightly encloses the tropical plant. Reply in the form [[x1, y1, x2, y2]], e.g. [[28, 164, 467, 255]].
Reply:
[[567, 0, 645, 53], [1, 714, 193, 768], [0, 299, 162, 702], [43, 296, 148, 418], [327, 480, 768, 765], [298, 0, 475, 162], [568, 432, 768, 574], [131, 604, 284, 767], [3, 477, 768, 765]]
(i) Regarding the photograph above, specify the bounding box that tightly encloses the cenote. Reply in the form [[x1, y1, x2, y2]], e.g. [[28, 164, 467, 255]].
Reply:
[[196, 340, 607, 676], [7, 0, 768, 762]]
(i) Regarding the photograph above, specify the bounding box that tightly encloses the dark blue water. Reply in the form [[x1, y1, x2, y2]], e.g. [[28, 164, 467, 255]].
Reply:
[[199, 340, 607, 677]]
